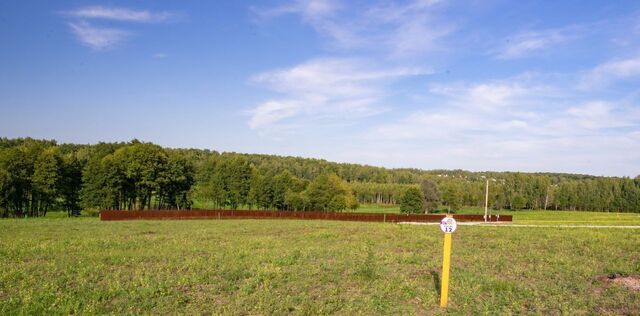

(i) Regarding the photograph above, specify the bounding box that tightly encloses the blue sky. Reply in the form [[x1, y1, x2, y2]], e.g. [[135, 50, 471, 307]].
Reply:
[[1, 1, 639, 176]]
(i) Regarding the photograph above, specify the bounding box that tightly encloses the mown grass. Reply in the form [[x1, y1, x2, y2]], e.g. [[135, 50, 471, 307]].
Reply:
[[352, 203, 401, 213], [355, 204, 640, 226], [507, 210, 640, 225], [180, 201, 640, 226], [452, 207, 640, 226], [1, 217, 639, 314]]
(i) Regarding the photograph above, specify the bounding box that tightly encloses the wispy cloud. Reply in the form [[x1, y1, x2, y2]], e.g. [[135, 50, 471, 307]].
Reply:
[[428, 82, 542, 112], [258, 0, 339, 18], [64, 6, 180, 23], [564, 101, 621, 130], [247, 2, 640, 175], [62, 6, 182, 50], [580, 55, 640, 88], [365, 74, 640, 174], [494, 26, 580, 59], [373, 81, 545, 141], [68, 21, 129, 50], [254, 0, 453, 57], [248, 58, 428, 129], [373, 77, 637, 140]]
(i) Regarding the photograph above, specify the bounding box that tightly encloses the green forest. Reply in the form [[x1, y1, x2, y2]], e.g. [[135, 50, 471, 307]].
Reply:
[[1, 137, 639, 217]]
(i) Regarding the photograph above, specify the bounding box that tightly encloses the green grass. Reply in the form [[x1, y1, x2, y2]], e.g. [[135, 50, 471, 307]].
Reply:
[[352, 203, 401, 213], [171, 202, 640, 226], [451, 207, 640, 226], [354, 204, 640, 226], [1, 217, 639, 314], [507, 210, 640, 225]]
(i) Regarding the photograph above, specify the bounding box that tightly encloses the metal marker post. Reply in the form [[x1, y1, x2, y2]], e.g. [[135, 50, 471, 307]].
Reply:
[[439, 215, 457, 308]]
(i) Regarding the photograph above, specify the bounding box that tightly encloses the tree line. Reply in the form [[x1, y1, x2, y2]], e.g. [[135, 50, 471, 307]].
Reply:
[[1, 137, 639, 217], [194, 154, 358, 211]]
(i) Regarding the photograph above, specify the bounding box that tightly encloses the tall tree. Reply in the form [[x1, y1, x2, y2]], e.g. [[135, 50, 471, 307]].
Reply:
[[400, 187, 425, 214], [420, 179, 440, 213], [58, 153, 83, 216], [441, 181, 462, 212], [32, 147, 61, 216]]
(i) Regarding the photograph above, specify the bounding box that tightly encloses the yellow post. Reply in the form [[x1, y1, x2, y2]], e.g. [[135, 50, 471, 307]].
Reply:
[[440, 232, 452, 307]]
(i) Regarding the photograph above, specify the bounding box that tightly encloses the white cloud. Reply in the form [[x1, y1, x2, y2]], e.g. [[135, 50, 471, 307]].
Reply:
[[255, 0, 453, 57], [257, 0, 339, 18], [374, 110, 481, 140], [567, 101, 610, 119], [248, 58, 428, 129], [68, 21, 129, 50], [64, 6, 179, 23], [254, 58, 424, 95], [363, 74, 640, 175], [367, 116, 639, 176], [580, 55, 640, 88], [371, 79, 637, 143], [249, 100, 300, 129], [495, 27, 579, 59], [429, 81, 543, 112], [249, 1, 452, 134], [362, 0, 451, 57], [62, 6, 181, 50], [246, 2, 640, 175], [370, 82, 536, 141], [564, 101, 638, 130]]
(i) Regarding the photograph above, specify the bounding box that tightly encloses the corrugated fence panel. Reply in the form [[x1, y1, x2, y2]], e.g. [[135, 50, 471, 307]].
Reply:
[[100, 209, 512, 223]]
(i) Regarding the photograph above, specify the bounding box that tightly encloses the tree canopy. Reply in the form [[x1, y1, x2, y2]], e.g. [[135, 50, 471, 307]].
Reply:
[[400, 187, 425, 214], [1, 137, 639, 217]]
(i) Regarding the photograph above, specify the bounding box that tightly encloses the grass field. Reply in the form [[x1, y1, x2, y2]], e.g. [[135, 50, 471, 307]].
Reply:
[[504, 210, 640, 226], [1, 216, 639, 314], [352, 203, 401, 213], [356, 204, 640, 226], [183, 202, 640, 226]]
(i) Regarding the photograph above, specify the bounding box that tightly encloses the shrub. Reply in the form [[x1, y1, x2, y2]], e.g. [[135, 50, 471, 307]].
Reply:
[[400, 187, 425, 214]]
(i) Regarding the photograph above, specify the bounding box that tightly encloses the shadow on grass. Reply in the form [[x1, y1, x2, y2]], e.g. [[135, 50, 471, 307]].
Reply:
[[430, 270, 441, 296]]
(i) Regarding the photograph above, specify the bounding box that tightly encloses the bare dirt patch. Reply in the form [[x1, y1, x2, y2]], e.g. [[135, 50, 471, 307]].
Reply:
[[599, 273, 640, 292], [612, 275, 640, 291]]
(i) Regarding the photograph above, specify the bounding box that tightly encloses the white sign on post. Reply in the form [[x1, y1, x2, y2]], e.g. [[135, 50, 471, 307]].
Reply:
[[440, 217, 457, 233]]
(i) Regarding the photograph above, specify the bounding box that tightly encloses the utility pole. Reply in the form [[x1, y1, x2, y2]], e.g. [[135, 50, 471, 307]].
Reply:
[[484, 179, 489, 222]]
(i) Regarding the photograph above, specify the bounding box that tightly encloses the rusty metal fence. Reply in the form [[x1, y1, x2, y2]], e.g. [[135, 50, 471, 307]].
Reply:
[[99, 209, 512, 223]]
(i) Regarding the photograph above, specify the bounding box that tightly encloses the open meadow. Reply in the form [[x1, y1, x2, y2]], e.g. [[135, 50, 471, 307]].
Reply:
[[4, 1, 640, 314], [455, 208, 640, 226], [356, 204, 640, 226], [1, 214, 639, 315]]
